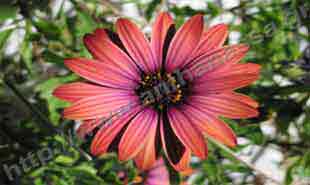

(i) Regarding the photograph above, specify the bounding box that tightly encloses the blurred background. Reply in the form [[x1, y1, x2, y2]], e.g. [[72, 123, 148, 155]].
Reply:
[[0, 0, 309, 184]]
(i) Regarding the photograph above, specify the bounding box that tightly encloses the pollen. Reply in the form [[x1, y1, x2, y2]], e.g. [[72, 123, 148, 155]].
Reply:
[[135, 70, 190, 110]]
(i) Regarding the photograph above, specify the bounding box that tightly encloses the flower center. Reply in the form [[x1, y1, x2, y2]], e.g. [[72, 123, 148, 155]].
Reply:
[[135, 70, 190, 110]]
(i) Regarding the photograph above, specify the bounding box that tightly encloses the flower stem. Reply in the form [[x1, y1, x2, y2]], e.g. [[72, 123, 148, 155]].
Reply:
[[3, 77, 59, 133], [206, 136, 282, 185], [3, 77, 93, 161]]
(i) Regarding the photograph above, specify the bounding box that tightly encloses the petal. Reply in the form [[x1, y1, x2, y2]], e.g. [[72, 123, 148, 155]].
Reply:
[[83, 28, 108, 60], [207, 62, 261, 77], [116, 18, 157, 73], [230, 92, 259, 108], [83, 29, 140, 80], [53, 82, 113, 102], [118, 108, 158, 161], [183, 105, 237, 147], [103, 29, 126, 50], [64, 58, 137, 89], [168, 108, 207, 159], [193, 74, 259, 94], [193, 63, 261, 93], [134, 118, 159, 170], [91, 105, 142, 156], [63, 91, 138, 120], [192, 24, 228, 58], [160, 115, 191, 171], [77, 119, 101, 139], [185, 44, 249, 79], [151, 12, 174, 70], [165, 14, 204, 72], [189, 94, 259, 119]]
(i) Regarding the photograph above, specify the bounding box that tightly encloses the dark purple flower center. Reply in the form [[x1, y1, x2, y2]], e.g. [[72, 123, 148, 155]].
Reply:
[[135, 70, 190, 110]]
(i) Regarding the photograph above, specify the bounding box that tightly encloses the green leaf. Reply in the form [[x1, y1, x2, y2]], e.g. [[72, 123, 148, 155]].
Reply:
[[55, 155, 76, 166], [42, 49, 65, 66], [75, 11, 97, 37], [35, 75, 77, 124], [0, 5, 17, 23], [0, 29, 13, 51], [145, 0, 161, 21], [32, 18, 61, 40], [207, 2, 222, 17], [20, 21, 33, 73]]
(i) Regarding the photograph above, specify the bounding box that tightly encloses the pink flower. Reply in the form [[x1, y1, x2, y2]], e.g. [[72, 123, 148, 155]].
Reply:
[[118, 158, 170, 185], [143, 158, 170, 185], [53, 12, 260, 172]]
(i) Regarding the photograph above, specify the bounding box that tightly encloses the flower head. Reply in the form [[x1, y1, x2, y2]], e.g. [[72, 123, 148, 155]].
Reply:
[[53, 12, 260, 171]]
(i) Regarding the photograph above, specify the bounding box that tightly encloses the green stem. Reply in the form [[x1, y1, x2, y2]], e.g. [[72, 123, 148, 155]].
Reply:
[[3, 77, 93, 161], [3, 77, 59, 133], [206, 136, 282, 185]]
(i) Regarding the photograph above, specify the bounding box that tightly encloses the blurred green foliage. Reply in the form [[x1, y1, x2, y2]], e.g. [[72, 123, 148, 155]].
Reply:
[[0, 0, 309, 185]]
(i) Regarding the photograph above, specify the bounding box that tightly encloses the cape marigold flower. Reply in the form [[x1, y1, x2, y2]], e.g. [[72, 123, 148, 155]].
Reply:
[[53, 12, 260, 171]]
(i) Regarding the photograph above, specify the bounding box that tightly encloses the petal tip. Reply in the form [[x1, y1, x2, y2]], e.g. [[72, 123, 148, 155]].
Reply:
[[118, 153, 128, 161], [116, 18, 130, 26], [94, 28, 106, 35], [159, 11, 173, 19], [241, 44, 250, 51], [52, 87, 62, 99], [90, 143, 99, 156], [63, 58, 76, 65]]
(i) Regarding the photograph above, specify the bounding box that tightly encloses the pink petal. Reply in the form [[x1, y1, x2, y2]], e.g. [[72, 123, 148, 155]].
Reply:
[[186, 44, 249, 79], [168, 108, 207, 159], [183, 105, 237, 147], [134, 118, 159, 170], [165, 14, 204, 72], [116, 18, 157, 73], [63, 92, 138, 120], [151, 12, 174, 70], [160, 116, 191, 171], [189, 94, 259, 119], [118, 108, 158, 161], [53, 82, 114, 102], [193, 74, 259, 94], [83, 28, 108, 60], [230, 92, 259, 108], [83, 29, 140, 80], [193, 63, 261, 93], [191, 24, 228, 58], [64, 58, 138, 89], [90, 105, 142, 156], [206, 63, 261, 77], [77, 119, 101, 139]]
